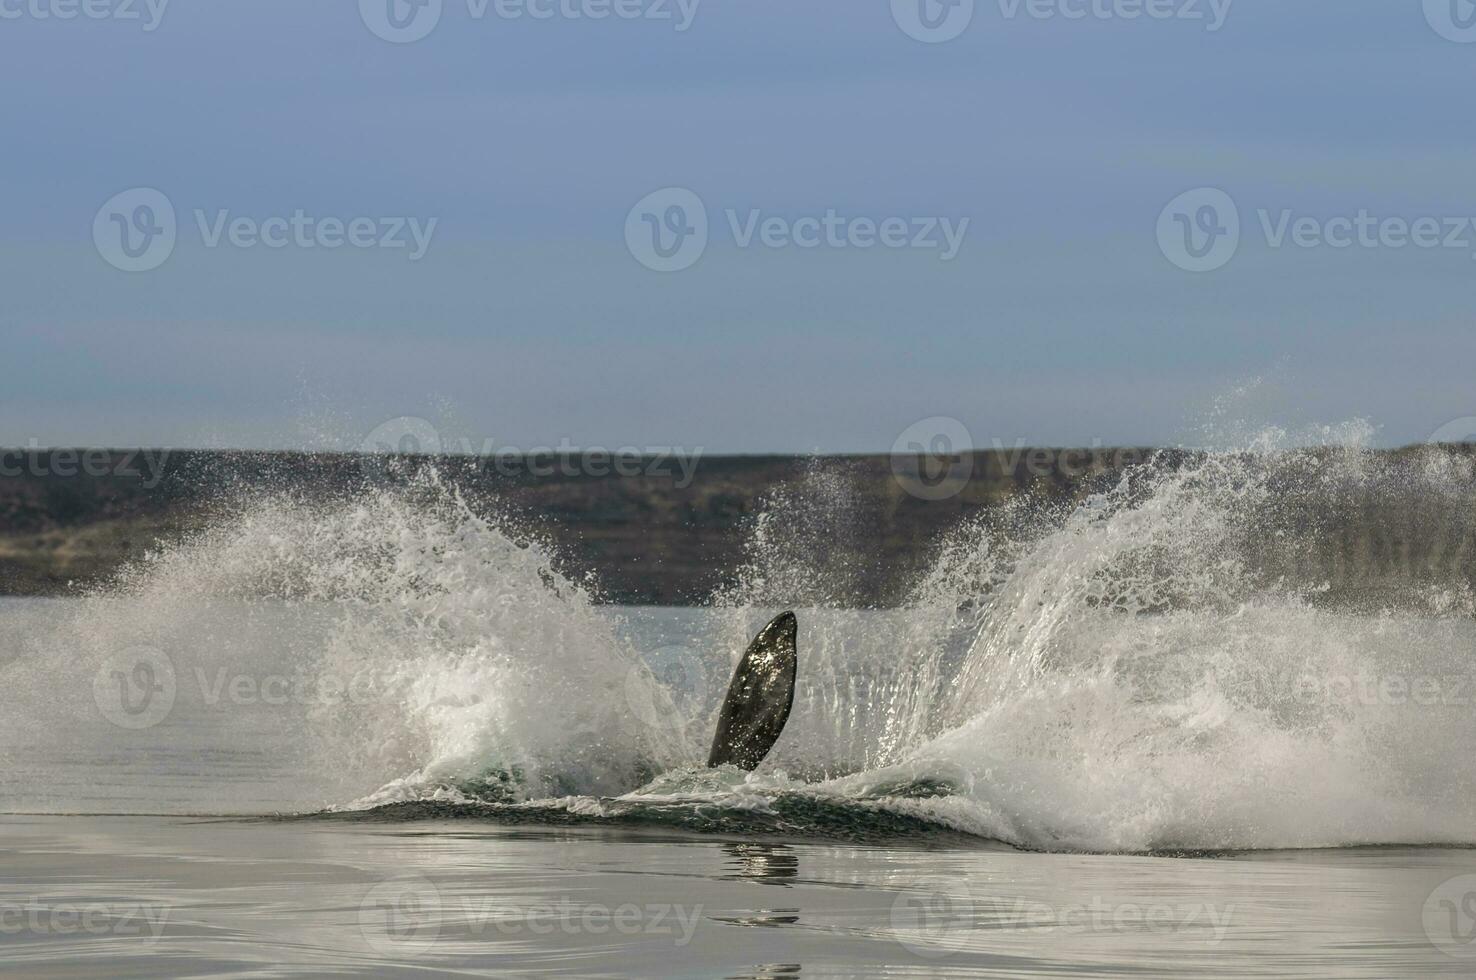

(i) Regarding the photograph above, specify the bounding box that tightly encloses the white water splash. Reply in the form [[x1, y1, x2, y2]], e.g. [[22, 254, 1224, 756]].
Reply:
[[714, 435, 1476, 850], [6, 436, 1476, 851]]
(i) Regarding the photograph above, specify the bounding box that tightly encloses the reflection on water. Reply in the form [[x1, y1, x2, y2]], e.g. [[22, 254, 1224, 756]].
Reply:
[[723, 843, 801, 885], [3, 816, 1474, 979], [713, 909, 803, 929], [729, 965, 802, 980], [715, 844, 802, 928]]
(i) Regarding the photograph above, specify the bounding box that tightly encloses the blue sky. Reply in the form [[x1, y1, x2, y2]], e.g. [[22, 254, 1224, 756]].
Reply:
[[2, 0, 1473, 452]]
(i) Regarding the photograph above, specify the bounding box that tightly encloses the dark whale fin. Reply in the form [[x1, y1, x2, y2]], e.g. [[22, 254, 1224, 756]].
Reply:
[[707, 612, 798, 771]]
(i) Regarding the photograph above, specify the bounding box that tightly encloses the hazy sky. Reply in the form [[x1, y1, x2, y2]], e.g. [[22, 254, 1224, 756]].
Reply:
[[2, 0, 1473, 452]]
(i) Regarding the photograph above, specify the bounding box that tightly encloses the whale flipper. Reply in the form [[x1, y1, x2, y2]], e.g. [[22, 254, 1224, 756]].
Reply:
[[707, 612, 798, 771]]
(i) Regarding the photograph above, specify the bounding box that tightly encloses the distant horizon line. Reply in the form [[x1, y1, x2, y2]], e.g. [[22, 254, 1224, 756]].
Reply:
[[0, 443, 1469, 457]]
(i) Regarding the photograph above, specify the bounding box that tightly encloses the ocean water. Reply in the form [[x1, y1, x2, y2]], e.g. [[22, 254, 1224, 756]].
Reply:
[[4, 439, 1476, 975], [3, 815, 1474, 978]]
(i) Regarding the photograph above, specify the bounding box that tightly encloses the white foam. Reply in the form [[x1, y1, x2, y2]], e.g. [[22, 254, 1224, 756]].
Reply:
[[11, 440, 1476, 851]]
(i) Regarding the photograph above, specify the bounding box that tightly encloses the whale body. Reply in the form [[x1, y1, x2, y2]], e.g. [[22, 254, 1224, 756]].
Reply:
[[707, 611, 798, 771]]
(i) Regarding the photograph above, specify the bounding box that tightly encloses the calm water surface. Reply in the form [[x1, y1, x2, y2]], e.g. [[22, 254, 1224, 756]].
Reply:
[[2, 816, 1476, 978]]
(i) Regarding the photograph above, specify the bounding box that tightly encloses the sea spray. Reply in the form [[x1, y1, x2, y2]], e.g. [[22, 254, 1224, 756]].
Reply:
[[3, 469, 688, 808], [6, 438, 1476, 850], [687, 434, 1476, 849]]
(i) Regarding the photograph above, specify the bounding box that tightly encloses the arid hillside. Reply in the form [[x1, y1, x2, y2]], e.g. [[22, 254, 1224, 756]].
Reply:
[[0, 446, 1471, 607]]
